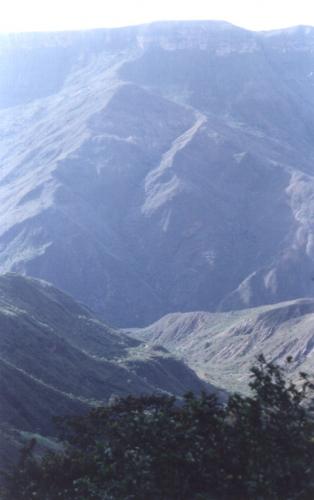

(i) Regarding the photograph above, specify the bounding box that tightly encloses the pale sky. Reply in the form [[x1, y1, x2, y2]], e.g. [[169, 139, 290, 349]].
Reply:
[[1, 0, 314, 33]]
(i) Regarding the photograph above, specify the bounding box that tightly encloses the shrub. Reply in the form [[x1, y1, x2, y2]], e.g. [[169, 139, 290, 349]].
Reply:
[[3, 356, 314, 499]]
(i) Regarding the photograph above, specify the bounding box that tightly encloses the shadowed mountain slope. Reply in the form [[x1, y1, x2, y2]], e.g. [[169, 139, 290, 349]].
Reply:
[[0, 273, 212, 469], [1, 22, 314, 326]]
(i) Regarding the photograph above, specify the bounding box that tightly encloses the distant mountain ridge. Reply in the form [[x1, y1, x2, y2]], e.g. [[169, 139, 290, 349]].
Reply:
[[1, 21, 314, 326]]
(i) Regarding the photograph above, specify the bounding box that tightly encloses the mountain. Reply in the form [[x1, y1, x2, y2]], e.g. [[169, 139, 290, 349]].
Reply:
[[1, 22, 314, 326], [131, 298, 314, 393], [0, 273, 213, 469]]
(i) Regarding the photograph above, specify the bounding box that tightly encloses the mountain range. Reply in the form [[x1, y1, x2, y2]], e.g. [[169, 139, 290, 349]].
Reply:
[[1, 22, 314, 327], [1, 20, 314, 473]]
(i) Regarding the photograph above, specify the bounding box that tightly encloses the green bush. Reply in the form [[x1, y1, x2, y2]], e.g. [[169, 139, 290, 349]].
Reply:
[[3, 355, 314, 499]]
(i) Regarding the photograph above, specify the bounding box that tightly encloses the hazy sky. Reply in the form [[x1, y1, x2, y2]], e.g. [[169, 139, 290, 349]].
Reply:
[[1, 0, 314, 33]]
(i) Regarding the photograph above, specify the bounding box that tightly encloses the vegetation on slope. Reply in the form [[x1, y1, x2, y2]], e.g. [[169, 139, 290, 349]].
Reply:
[[133, 299, 314, 393], [2, 356, 314, 499], [0, 273, 218, 475]]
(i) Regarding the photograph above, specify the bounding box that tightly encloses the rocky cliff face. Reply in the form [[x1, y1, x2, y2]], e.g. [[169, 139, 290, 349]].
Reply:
[[1, 22, 314, 326]]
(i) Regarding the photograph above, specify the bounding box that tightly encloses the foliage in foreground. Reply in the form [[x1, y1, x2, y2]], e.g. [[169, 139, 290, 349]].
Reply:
[[2, 355, 314, 499]]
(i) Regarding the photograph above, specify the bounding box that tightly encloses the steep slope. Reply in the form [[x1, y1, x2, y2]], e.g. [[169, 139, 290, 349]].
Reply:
[[1, 22, 314, 326], [132, 298, 314, 393], [0, 273, 211, 469]]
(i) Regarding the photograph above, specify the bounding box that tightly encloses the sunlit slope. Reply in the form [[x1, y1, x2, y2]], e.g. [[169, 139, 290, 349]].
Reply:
[[132, 298, 314, 392]]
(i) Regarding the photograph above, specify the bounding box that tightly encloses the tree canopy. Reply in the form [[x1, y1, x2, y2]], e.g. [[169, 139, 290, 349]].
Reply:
[[2, 355, 314, 499]]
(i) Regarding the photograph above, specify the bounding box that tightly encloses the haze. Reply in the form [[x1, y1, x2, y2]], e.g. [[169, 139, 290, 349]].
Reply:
[[1, 0, 314, 33]]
